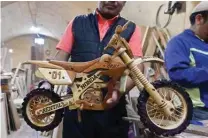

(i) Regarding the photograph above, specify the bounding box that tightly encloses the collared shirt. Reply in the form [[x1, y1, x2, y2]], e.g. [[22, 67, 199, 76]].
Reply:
[[56, 10, 143, 57]]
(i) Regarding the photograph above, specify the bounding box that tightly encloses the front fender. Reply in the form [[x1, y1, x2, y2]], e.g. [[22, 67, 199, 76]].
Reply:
[[134, 56, 164, 65]]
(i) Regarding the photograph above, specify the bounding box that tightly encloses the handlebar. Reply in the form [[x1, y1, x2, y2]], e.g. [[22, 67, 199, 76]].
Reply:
[[104, 21, 134, 58]]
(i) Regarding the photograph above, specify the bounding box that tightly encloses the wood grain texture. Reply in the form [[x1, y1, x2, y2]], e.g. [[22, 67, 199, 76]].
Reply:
[[50, 58, 99, 73]]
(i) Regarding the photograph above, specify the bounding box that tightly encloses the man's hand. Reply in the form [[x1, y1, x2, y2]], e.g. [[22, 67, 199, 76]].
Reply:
[[53, 50, 70, 61], [103, 79, 121, 109], [105, 90, 121, 109], [103, 62, 144, 109]]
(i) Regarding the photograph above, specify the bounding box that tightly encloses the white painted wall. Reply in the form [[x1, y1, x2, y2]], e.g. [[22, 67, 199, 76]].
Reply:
[[2, 1, 197, 43], [2, 1, 200, 72], [2, 35, 58, 68], [121, 1, 187, 37]]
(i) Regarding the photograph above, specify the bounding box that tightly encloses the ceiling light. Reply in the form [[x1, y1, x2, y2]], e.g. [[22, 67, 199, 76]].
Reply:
[[34, 37, 44, 45], [9, 49, 13, 53], [30, 26, 40, 33]]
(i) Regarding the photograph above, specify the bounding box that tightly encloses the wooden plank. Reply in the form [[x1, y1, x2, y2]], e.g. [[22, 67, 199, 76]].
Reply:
[[185, 124, 208, 137], [26, 68, 32, 92], [144, 28, 159, 56], [141, 26, 152, 55], [162, 28, 171, 41], [20, 76, 27, 97], [16, 78, 24, 98], [152, 31, 164, 59], [1, 93, 8, 138], [7, 95, 17, 131], [141, 26, 150, 48], [4, 93, 11, 133], [156, 28, 167, 48], [123, 116, 208, 137], [8, 95, 21, 130]]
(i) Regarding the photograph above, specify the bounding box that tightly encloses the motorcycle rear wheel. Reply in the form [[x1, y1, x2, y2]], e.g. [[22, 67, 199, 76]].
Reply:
[[22, 88, 64, 132]]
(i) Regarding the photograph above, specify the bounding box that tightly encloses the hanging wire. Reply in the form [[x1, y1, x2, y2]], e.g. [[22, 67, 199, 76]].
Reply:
[[156, 4, 172, 28], [27, 1, 38, 26], [27, 1, 57, 38]]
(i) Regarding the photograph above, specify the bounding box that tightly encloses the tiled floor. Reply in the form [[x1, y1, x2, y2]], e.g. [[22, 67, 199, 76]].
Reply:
[[7, 119, 51, 138], [7, 119, 208, 138], [170, 133, 208, 138]]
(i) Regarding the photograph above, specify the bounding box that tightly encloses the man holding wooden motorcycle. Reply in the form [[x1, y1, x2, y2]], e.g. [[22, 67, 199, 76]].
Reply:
[[53, 1, 143, 138]]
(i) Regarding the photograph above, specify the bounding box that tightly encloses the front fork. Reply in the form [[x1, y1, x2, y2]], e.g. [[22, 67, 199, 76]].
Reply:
[[119, 50, 174, 116]]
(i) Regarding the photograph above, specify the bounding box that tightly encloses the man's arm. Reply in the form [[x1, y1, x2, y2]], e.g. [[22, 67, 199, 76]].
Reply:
[[54, 19, 74, 61], [53, 50, 70, 61], [165, 38, 208, 87]]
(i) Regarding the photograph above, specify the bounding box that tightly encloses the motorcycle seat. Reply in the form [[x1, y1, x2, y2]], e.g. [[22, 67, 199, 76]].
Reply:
[[49, 58, 100, 73]]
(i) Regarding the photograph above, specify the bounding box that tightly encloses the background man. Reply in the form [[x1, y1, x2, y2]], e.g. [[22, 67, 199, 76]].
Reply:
[[165, 2, 208, 123]]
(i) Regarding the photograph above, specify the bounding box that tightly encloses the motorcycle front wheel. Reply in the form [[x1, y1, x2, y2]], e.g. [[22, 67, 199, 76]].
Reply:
[[137, 80, 193, 136]]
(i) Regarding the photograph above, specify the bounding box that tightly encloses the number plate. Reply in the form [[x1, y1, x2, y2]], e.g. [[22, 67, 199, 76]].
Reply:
[[38, 68, 72, 85]]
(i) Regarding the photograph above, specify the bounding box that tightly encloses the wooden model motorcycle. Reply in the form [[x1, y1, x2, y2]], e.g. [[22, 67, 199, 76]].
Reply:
[[14, 21, 193, 136]]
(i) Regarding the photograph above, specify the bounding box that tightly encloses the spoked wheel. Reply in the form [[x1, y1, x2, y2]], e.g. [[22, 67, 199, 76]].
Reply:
[[137, 80, 193, 136], [22, 88, 64, 132]]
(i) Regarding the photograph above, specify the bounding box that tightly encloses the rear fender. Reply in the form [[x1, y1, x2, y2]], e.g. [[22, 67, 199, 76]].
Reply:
[[23, 60, 64, 69], [11, 60, 75, 85]]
